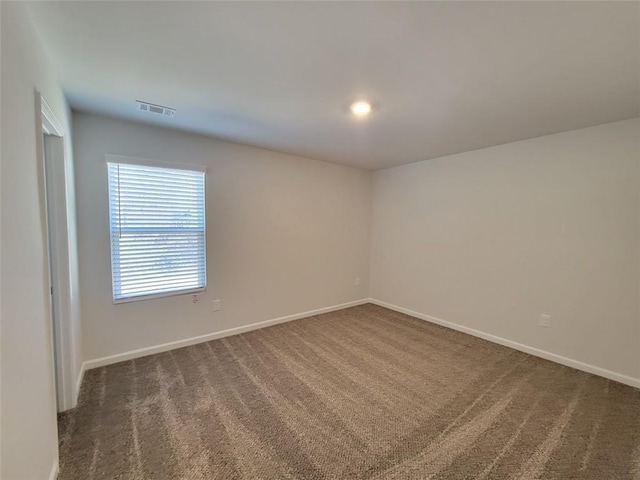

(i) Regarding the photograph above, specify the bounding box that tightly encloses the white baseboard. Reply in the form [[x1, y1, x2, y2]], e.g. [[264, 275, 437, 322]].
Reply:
[[368, 298, 640, 389], [81, 299, 369, 371], [75, 362, 85, 403], [49, 459, 59, 480]]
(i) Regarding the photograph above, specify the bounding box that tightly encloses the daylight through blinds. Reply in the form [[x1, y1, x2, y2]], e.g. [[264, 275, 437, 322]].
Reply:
[[108, 161, 206, 301]]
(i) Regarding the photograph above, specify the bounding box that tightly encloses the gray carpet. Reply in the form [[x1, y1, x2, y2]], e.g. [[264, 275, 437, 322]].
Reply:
[[58, 304, 640, 479]]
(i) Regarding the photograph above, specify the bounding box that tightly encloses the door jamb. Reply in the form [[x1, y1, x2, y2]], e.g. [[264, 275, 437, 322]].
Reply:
[[37, 92, 76, 412]]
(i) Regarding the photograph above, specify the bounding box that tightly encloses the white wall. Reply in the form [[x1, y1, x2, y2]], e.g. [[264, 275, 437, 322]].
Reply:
[[73, 112, 371, 363], [1, 2, 81, 478], [371, 119, 640, 384]]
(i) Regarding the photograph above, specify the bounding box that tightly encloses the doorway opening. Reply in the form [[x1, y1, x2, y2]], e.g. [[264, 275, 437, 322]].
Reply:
[[39, 93, 78, 412]]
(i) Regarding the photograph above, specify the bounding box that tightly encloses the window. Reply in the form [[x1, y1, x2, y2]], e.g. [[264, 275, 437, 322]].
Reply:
[[107, 158, 206, 303]]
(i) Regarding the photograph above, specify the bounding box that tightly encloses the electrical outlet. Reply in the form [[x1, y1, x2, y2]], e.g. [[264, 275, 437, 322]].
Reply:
[[212, 299, 221, 312], [354, 277, 361, 286], [539, 314, 551, 328]]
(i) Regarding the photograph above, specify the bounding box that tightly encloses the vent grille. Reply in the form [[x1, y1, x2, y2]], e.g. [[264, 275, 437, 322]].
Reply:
[[136, 100, 176, 118]]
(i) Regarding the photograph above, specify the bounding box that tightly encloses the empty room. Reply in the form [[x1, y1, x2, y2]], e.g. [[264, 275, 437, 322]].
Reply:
[[1, 1, 639, 479]]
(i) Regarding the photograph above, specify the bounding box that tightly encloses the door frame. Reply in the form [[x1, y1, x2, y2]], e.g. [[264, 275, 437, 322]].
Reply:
[[37, 92, 77, 411]]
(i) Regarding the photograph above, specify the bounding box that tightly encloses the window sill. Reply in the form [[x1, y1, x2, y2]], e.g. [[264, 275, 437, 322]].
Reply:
[[113, 286, 206, 305]]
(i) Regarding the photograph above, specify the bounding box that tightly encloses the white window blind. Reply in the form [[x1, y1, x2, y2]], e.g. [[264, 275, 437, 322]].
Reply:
[[107, 160, 206, 302]]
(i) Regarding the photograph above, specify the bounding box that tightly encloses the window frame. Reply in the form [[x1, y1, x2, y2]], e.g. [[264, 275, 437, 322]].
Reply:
[[105, 154, 207, 304]]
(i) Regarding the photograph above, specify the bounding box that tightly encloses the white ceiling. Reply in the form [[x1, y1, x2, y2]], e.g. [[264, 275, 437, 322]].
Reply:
[[28, 1, 640, 170]]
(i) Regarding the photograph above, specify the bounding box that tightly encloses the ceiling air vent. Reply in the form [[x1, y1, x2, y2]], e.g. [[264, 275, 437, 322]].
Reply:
[[136, 100, 176, 118]]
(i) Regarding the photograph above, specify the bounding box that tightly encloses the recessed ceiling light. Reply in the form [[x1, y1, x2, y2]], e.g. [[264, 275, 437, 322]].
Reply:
[[350, 100, 373, 117]]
